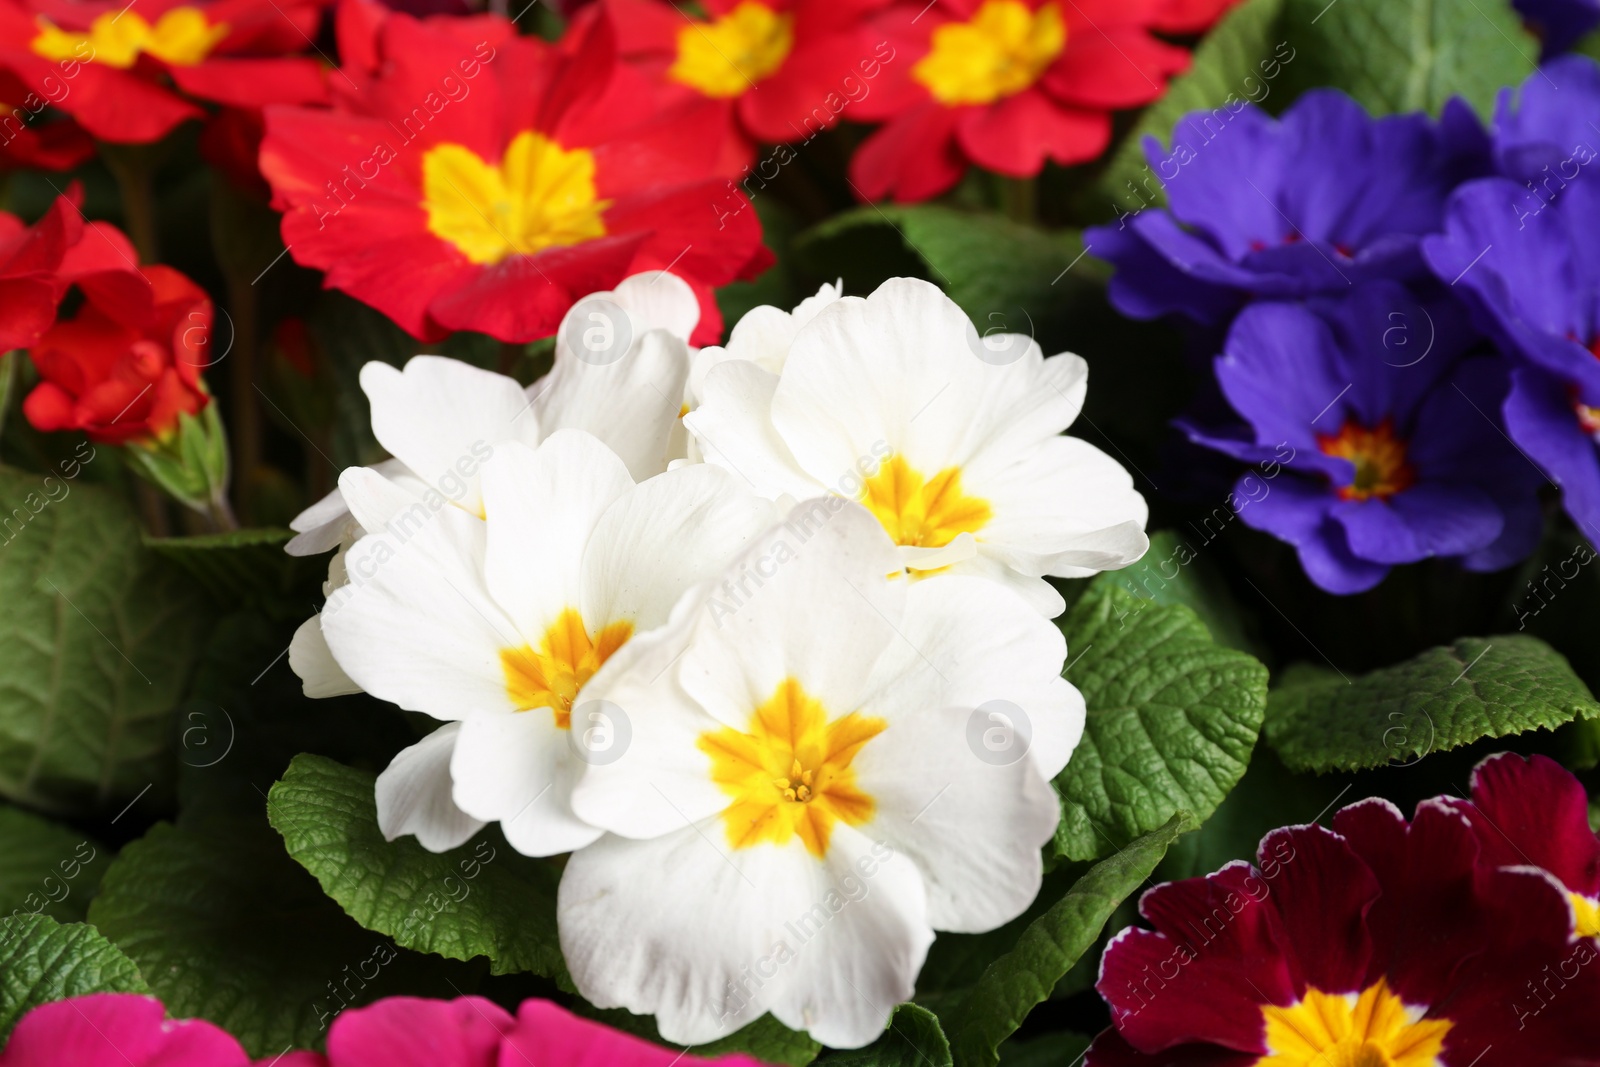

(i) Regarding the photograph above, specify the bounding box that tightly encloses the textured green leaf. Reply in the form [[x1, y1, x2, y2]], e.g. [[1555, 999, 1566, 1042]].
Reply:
[[1052, 581, 1269, 861], [1093, 0, 1289, 217], [0, 465, 209, 814], [0, 914, 148, 1041], [941, 814, 1193, 1067], [1265, 635, 1600, 773], [88, 818, 467, 1057], [267, 754, 568, 982], [1104, 530, 1261, 657], [146, 528, 323, 622], [797, 206, 1097, 332], [0, 806, 109, 923], [1278, 0, 1537, 118], [588, 1008, 822, 1067], [816, 1004, 950, 1067]]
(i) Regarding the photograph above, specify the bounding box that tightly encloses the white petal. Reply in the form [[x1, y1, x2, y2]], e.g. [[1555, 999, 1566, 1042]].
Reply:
[[288, 615, 362, 698], [771, 279, 1090, 481], [338, 466, 431, 537], [450, 713, 600, 857], [480, 433, 634, 639], [684, 361, 822, 502], [567, 608, 733, 839], [322, 506, 520, 721], [582, 464, 778, 633], [862, 575, 1081, 781], [558, 829, 836, 1045], [376, 722, 486, 852], [767, 826, 932, 1048], [938, 553, 1067, 617], [535, 329, 691, 481], [852, 706, 1059, 933], [609, 270, 701, 342], [361, 356, 535, 515], [972, 435, 1149, 578], [675, 501, 904, 729], [286, 486, 355, 556]]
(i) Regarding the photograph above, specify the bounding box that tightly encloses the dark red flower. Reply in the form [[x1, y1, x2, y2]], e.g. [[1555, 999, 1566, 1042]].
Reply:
[[849, 0, 1189, 202], [596, 0, 895, 173], [24, 227, 214, 444], [1087, 782, 1600, 1066], [1447, 752, 1600, 941], [260, 5, 768, 344], [0, 0, 331, 145]]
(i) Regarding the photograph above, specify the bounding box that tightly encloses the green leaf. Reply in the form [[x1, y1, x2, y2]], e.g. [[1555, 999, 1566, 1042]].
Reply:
[[1264, 635, 1600, 773], [0, 465, 209, 815], [1092, 0, 1289, 217], [1277, 0, 1537, 119], [816, 1004, 951, 1067], [266, 754, 568, 983], [941, 813, 1194, 1067], [1051, 581, 1269, 861], [1105, 530, 1262, 657], [796, 206, 1098, 335], [0, 914, 148, 1042], [146, 528, 324, 621], [0, 806, 109, 923], [997, 1031, 1093, 1067], [88, 817, 470, 1057]]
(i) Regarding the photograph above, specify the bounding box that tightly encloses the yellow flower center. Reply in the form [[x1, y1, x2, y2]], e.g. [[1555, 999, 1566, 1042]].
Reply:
[[32, 7, 228, 67], [669, 0, 795, 99], [698, 678, 885, 858], [1259, 981, 1450, 1067], [912, 0, 1065, 106], [500, 608, 632, 730], [421, 132, 609, 266], [861, 454, 991, 549], [1316, 418, 1415, 502], [1572, 893, 1600, 939]]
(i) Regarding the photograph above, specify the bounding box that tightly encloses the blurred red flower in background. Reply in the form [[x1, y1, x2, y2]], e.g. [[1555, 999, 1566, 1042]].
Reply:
[[596, 0, 894, 174], [0, 0, 330, 144], [1151, 0, 1244, 33], [260, 3, 768, 344], [0, 67, 93, 170], [23, 216, 215, 444], [848, 0, 1190, 202], [0, 195, 81, 350]]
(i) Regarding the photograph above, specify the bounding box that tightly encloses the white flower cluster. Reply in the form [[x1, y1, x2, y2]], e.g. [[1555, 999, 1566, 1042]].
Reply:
[[286, 273, 1148, 1048]]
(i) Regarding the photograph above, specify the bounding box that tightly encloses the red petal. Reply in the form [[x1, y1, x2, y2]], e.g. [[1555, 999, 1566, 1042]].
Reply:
[[955, 90, 1110, 175], [848, 100, 966, 202], [1465, 752, 1600, 896]]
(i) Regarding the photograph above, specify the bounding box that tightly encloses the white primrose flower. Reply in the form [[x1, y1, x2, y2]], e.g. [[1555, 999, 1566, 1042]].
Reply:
[[683, 277, 1150, 616], [286, 271, 702, 699], [317, 430, 776, 854], [686, 281, 843, 408], [557, 501, 1077, 1048]]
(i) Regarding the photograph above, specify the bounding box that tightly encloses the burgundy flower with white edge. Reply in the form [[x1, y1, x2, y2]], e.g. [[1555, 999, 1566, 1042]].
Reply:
[[1086, 778, 1600, 1066]]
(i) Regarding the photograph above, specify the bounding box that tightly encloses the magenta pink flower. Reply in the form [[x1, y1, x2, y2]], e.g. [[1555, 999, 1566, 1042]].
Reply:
[[2, 994, 773, 1067], [0, 994, 259, 1067]]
